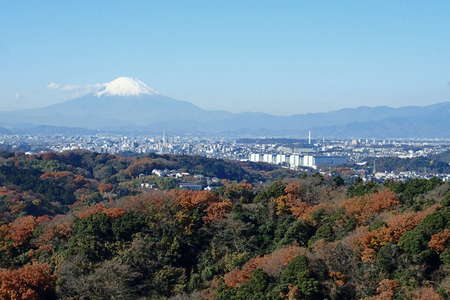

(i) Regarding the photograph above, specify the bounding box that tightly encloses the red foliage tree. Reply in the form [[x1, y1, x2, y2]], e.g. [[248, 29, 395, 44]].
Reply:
[[1, 216, 50, 248], [285, 182, 301, 196], [223, 245, 304, 287], [40, 171, 73, 180], [0, 264, 55, 300], [361, 279, 398, 300], [203, 201, 232, 223], [341, 190, 399, 224], [171, 190, 219, 209], [34, 215, 73, 253], [274, 193, 334, 224], [103, 207, 127, 218], [76, 203, 126, 219], [411, 287, 443, 300], [98, 183, 113, 194], [73, 175, 88, 186], [428, 229, 450, 252], [0, 187, 44, 220], [122, 191, 175, 212], [357, 205, 440, 262]]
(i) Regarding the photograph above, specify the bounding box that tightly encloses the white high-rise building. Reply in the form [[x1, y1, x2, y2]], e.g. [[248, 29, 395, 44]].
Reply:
[[263, 154, 275, 164], [289, 155, 301, 168], [302, 155, 316, 168], [275, 154, 286, 164], [249, 153, 263, 162]]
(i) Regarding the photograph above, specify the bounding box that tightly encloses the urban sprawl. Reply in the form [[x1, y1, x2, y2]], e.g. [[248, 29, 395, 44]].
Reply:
[[1, 134, 450, 182]]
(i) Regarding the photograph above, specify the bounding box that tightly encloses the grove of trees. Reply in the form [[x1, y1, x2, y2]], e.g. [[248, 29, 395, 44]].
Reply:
[[0, 150, 449, 299]]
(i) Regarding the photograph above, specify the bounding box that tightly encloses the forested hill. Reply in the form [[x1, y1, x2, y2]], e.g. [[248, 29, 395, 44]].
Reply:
[[0, 149, 290, 183], [0, 150, 449, 299], [363, 155, 450, 174]]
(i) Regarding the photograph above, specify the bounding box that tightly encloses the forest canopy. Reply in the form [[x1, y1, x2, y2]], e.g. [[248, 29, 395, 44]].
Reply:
[[0, 150, 449, 299]]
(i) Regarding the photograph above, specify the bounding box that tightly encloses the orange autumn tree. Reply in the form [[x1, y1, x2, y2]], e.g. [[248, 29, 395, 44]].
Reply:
[[223, 245, 304, 287], [172, 190, 219, 209], [203, 201, 232, 223], [120, 190, 172, 212], [163, 190, 220, 235], [274, 194, 294, 215], [274, 195, 333, 224], [411, 287, 444, 300], [273, 181, 339, 223], [0, 187, 43, 219], [328, 271, 346, 287], [98, 183, 113, 194], [284, 182, 302, 196], [274, 183, 311, 218], [357, 205, 440, 262], [0, 264, 55, 300], [34, 215, 73, 253], [76, 203, 126, 219], [361, 279, 399, 300], [341, 189, 399, 224], [428, 229, 450, 252], [170, 190, 232, 224], [0, 215, 50, 248], [39, 171, 73, 180]]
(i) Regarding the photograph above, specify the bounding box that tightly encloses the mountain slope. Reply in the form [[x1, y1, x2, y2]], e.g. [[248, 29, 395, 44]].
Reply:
[[0, 77, 448, 137], [0, 94, 232, 129]]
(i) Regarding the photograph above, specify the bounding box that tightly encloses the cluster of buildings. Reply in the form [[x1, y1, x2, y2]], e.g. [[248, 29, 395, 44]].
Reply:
[[371, 171, 450, 182], [138, 168, 221, 191], [1, 134, 450, 182], [2, 134, 449, 163], [249, 153, 316, 169]]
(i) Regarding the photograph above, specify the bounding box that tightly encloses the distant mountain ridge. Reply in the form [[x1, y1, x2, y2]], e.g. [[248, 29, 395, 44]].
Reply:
[[0, 77, 449, 137]]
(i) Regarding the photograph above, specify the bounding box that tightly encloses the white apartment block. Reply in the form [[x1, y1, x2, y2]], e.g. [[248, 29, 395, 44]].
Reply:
[[263, 154, 275, 164], [302, 155, 316, 168], [289, 154, 301, 168], [249, 153, 263, 162], [251, 153, 316, 169], [275, 154, 286, 164]]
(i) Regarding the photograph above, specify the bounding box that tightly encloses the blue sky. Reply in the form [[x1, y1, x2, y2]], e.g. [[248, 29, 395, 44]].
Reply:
[[1, 1, 449, 114]]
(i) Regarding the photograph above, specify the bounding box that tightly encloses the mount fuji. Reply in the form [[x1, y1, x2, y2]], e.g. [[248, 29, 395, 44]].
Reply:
[[95, 77, 159, 97], [0, 77, 232, 130], [0, 77, 449, 137]]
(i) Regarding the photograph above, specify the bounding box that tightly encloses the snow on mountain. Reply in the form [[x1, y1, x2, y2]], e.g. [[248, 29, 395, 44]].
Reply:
[[96, 77, 159, 97], [1, 76, 449, 137]]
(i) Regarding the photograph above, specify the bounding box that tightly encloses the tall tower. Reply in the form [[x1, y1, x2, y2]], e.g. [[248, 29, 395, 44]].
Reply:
[[308, 130, 311, 145]]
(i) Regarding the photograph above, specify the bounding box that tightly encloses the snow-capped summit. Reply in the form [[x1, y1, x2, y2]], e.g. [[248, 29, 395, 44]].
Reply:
[[96, 77, 158, 97]]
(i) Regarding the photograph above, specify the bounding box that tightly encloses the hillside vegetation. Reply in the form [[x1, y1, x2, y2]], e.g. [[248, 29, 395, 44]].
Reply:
[[0, 150, 449, 299]]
